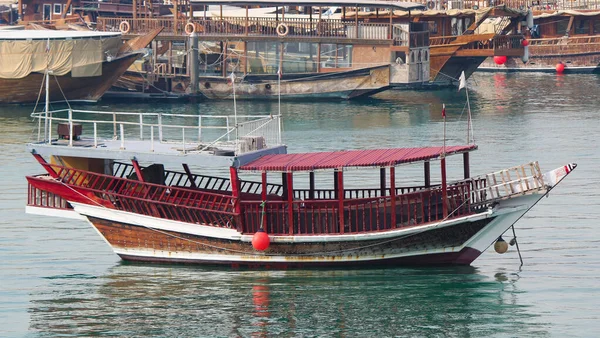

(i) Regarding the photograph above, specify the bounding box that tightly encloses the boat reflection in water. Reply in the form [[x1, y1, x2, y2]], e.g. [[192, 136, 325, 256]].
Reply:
[[28, 264, 546, 336]]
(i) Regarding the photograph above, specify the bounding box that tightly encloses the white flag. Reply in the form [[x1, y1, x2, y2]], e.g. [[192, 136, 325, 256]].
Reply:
[[458, 71, 466, 91]]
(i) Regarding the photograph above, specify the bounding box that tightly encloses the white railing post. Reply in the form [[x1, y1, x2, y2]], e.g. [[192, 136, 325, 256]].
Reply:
[[158, 113, 163, 142], [93, 122, 97, 148], [198, 116, 202, 142], [182, 127, 185, 154], [68, 109, 73, 147], [150, 126, 154, 152], [120, 124, 125, 150], [226, 117, 230, 142], [139, 114, 143, 140]]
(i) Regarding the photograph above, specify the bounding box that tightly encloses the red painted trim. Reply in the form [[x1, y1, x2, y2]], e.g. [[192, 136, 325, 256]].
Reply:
[[261, 171, 267, 230], [337, 169, 344, 234], [32, 153, 59, 179], [287, 172, 294, 235], [131, 159, 145, 183], [390, 166, 396, 228], [230, 167, 243, 232], [441, 157, 448, 218]]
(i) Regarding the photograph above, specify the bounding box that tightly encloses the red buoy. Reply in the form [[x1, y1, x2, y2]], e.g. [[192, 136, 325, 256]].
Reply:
[[493, 55, 507, 65], [521, 39, 529, 47], [556, 62, 565, 74], [252, 229, 270, 251]]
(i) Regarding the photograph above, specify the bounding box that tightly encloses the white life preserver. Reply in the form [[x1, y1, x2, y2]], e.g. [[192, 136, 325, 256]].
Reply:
[[427, 1, 435, 9], [119, 21, 130, 34], [276, 23, 289, 37], [185, 22, 195, 35]]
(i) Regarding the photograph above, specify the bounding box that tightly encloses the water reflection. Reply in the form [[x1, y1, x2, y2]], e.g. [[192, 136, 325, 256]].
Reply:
[[28, 264, 544, 337]]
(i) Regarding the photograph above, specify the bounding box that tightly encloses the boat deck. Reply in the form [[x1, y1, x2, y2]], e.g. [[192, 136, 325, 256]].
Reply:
[[27, 109, 286, 167]]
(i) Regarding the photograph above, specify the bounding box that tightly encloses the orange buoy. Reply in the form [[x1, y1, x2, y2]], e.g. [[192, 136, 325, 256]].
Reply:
[[556, 62, 565, 74], [493, 55, 507, 65], [252, 229, 270, 251], [494, 237, 508, 254]]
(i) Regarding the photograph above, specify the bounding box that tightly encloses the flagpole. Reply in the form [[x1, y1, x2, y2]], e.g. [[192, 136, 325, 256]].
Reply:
[[231, 72, 238, 152], [466, 87, 471, 144]]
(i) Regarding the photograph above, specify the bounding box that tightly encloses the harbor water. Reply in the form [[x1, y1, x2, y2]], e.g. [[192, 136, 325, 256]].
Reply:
[[0, 72, 598, 337]]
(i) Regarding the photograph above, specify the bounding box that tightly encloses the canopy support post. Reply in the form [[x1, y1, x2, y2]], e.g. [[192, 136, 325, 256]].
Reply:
[[230, 167, 243, 233], [441, 157, 448, 218], [309, 171, 315, 200], [337, 169, 344, 234], [261, 171, 267, 232], [463, 152, 470, 179], [424, 161, 431, 188], [380, 167, 386, 196], [390, 166, 397, 228], [286, 172, 294, 235]]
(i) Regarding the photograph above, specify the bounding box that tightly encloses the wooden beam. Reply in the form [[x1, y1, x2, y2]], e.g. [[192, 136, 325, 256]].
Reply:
[[61, 0, 73, 19], [566, 15, 575, 36], [182, 163, 197, 188]]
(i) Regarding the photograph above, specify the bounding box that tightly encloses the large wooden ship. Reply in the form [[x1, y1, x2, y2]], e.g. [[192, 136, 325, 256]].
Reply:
[[479, 9, 600, 73], [89, 0, 525, 99], [24, 97, 576, 267], [0, 29, 160, 104]]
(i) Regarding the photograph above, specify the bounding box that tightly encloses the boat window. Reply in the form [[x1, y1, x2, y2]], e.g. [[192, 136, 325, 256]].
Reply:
[[594, 20, 600, 34], [410, 51, 415, 63], [451, 18, 458, 36], [63, 4, 72, 15], [53, 3, 61, 15], [425, 50, 429, 62], [281, 42, 318, 73], [428, 21, 438, 34], [575, 19, 589, 35], [33, 4, 39, 13], [320, 44, 337, 68], [556, 19, 569, 36]]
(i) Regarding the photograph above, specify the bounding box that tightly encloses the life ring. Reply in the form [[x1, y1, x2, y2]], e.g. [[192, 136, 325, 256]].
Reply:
[[276, 23, 289, 37], [185, 22, 195, 35], [427, 1, 435, 9], [119, 21, 130, 34]]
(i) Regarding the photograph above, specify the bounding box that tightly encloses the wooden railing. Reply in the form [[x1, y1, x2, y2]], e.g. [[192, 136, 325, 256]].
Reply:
[[97, 16, 393, 41], [431, 34, 523, 52], [28, 177, 71, 211], [32, 163, 240, 229], [241, 182, 473, 235], [30, 161, 547, 237]]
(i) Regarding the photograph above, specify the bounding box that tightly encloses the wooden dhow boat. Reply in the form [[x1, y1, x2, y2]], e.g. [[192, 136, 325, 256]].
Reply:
[[0, 28, 160, 104], [479, 10, 600, 73], [25, 104, 576, 267]]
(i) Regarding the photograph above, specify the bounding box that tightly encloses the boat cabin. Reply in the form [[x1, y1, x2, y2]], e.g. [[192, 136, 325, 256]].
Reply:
[[17, 0, 79, 24]]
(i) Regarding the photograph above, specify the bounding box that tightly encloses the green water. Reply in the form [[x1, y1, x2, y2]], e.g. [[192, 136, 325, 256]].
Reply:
[[0, 72, 598, 336]]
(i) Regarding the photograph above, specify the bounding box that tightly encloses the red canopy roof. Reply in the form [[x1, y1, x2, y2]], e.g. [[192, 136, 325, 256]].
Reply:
[[239, 145, 477, 171]]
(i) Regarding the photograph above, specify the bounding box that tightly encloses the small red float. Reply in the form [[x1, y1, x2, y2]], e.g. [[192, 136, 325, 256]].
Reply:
[[252, 229, 270, 251], [556, 62, 565, 74], [493, 55, 507, 65], [521, 39, 529, 47]]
